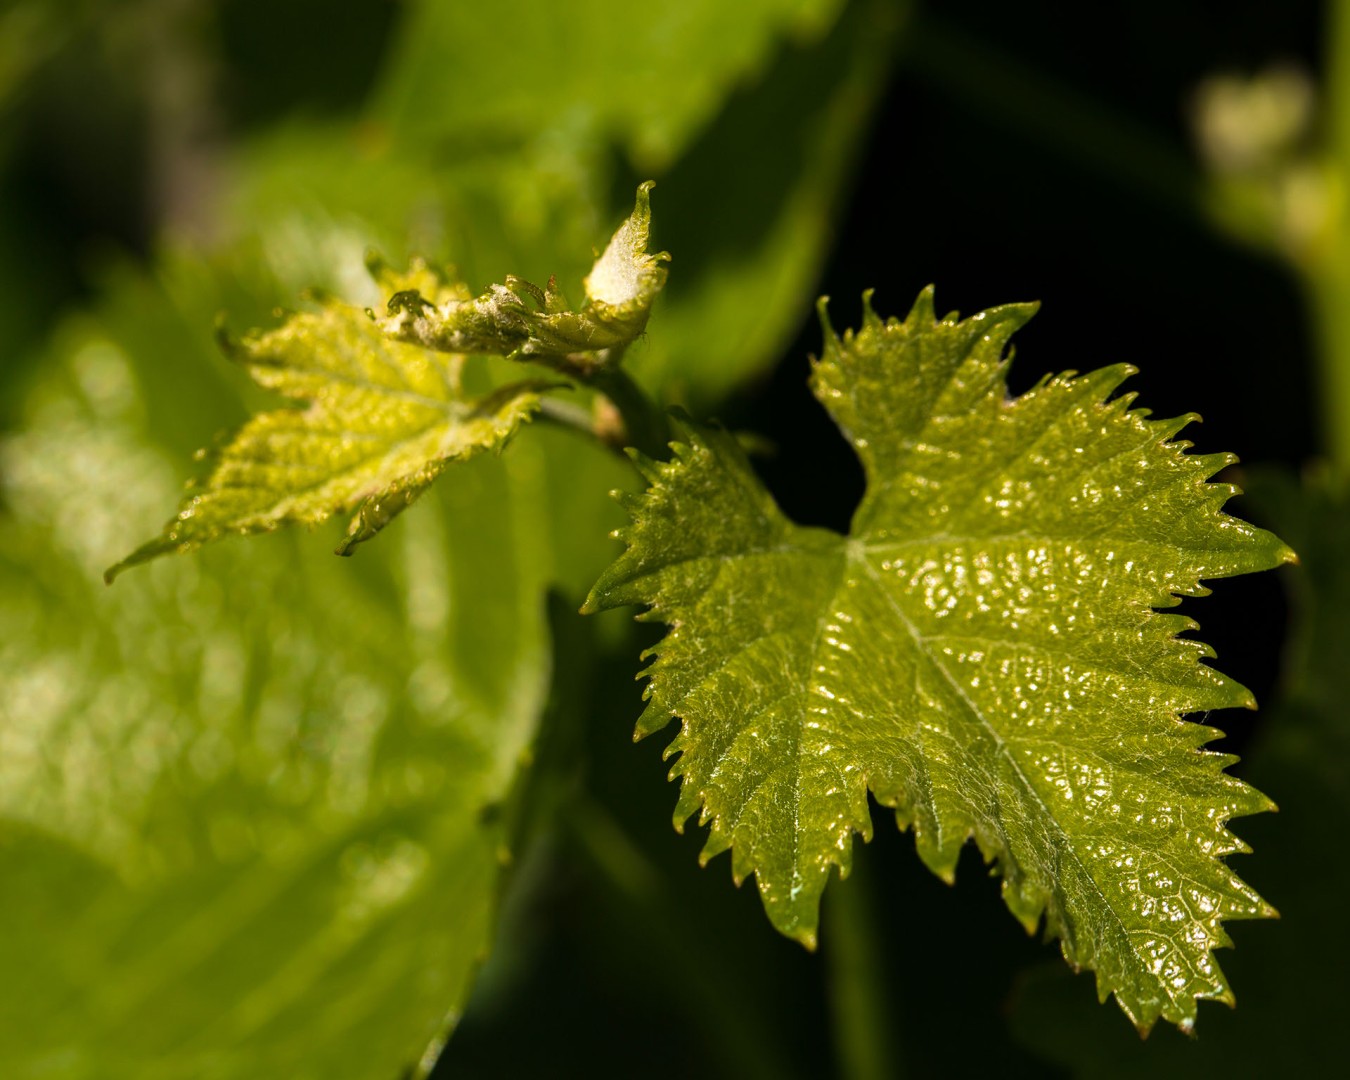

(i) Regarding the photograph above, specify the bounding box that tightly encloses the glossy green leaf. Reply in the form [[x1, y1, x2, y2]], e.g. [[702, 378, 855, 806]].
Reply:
[[1009, 470, 1348, 1074], [0, 322, 554, 1078], [587, 287, 1294, 1032], [379, 183, 669, 361], [107, 292, 546, 580]]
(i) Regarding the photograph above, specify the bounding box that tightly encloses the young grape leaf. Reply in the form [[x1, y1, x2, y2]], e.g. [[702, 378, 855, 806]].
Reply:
[[373, 0, 847, 172], [586, 287, 1294, 1033], [379, 183, 670, 361], [106, 293, 547, 581]]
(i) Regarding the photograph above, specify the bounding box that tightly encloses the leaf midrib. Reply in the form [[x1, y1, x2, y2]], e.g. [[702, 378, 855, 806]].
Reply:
[[847, 544, 1155, 997]]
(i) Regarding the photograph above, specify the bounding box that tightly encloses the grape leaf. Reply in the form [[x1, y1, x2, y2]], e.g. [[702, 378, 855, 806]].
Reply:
[[379, 183, 669, 361], [586, 287, 1294, 1033], [106, 292, 547, 581], [1009, 471, 1349, 1074]]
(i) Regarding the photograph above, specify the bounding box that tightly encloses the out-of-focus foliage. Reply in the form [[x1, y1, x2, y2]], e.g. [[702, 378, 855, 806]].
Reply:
[[1190, 4, 1350, 473], [0, 293, 555, 1078], [0, 0, 898, 1076], [374, 0, 847, 173]]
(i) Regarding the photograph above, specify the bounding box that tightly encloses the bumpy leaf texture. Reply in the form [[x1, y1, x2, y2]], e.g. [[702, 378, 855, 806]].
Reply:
[[106, 293, 545, 580], [586, 288, 1294, 1033], [1007, 471, 1350, 1076]]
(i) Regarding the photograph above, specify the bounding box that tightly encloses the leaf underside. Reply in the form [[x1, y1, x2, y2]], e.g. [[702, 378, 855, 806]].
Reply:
[[586, 287, 1294, 1033], [106, 295, 544, 581]]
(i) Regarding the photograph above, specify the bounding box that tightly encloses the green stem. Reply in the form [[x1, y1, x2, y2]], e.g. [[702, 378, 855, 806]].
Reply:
[[1316, 1, 1350, 477], [535, 396, 630, 455], [583, 360, 672, 460], [1307, 269, 1350, 479], [534, 345, 670, 458], [535, 396, 596, 434], [824, 855, 901, 1080]]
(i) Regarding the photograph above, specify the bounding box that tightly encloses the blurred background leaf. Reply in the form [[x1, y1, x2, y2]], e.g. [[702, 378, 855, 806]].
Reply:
[[0, 297, 557, 1077], [0, 0, 895, 1075]]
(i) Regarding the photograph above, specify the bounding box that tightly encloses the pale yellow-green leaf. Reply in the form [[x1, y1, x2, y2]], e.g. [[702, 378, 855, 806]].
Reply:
[[583, 180, 670, 327], [106, 296, 545, 580]]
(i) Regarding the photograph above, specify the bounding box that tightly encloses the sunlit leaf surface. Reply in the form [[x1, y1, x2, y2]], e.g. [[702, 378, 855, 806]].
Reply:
[[1009, 471, 1348, 1072], [106, 290, 546, 579], [587, 288, 1293, 1032], [0, 327, 553, 1078]]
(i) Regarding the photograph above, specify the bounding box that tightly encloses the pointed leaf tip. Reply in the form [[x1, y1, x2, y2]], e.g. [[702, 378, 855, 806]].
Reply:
[[907, 283, 938, 324], [583, 182, 670, 318], [815, 295, 836, 341]]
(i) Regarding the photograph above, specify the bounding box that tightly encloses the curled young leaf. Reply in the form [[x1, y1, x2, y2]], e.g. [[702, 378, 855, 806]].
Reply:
[[379, 183, 670, 361]]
